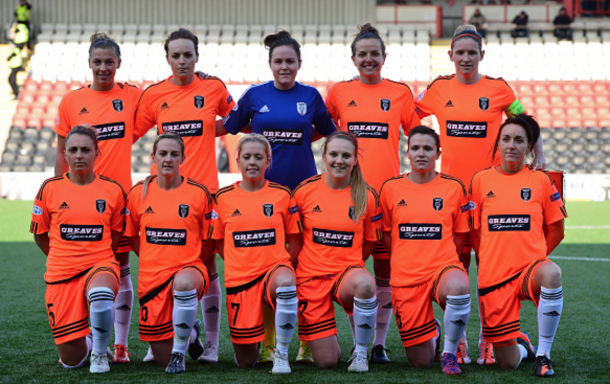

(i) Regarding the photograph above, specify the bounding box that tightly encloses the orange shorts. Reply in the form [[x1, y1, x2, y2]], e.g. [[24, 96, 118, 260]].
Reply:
[[44, 260, 120, 345], [117, 235, 132, 254], [479, 259, 545, 344], [393, 264, 465, 348], [297, 266, 363, 342], [372, 241, 390, 260], [226, 263, 294, 344], [138, 266, 208, 342]]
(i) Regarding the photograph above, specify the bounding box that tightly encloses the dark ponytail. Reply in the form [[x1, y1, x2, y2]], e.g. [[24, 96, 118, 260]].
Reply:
[[350, 23, 386, 56], [263, 30, 301, 61]]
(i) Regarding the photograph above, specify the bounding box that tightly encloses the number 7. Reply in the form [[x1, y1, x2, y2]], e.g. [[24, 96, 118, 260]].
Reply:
[[231, 302, 240, 326]]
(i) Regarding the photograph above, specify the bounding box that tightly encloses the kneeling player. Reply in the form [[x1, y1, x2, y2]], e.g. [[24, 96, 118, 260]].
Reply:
[[125, 133, 213, 374], [31, 126, 126, 373], [292, 132, 380, 373], [469, 115, 566, 377], [379, 126, 471, 375], [212, 134, 301, 373]]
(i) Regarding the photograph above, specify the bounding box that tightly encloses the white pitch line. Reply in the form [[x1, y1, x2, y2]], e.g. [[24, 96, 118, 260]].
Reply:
[[550, 256, 610, 262], [565, 225, 610, 229]]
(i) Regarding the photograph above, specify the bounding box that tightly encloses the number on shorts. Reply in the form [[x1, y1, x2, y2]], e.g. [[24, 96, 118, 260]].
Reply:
[[231, 302, 240, 326], [298, 301, 308, 316], [47, 303, 55, 327], [141, 306, 148, 322]]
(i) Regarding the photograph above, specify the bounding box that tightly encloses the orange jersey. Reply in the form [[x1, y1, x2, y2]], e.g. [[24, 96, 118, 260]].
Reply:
[[134, 77, 235, 193], [30, 174, 126, 283], [55, 83, 142, 192], [416, 75, 521, 186], [125, 177, 213, 295], [469, 167, 567, 289], [212, 181, 301, 288], [326, 79, 421, 191], [379, 173, 469, 287], [293, 174, 381, 279]]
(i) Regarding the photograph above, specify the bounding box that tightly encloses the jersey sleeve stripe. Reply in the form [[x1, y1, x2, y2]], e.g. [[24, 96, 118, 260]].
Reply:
[[186, 178, 213, 203], [468, 167, 493, 195], [99, 175, 127, 197], [427, 75, 454, 90], [268, 182, 292, 195], [440, 173, 467, 196], [214, 184, 235, 204], [35, 175, 64, 200], [293, 175, 322, 195], [386, 79, 415, 98]]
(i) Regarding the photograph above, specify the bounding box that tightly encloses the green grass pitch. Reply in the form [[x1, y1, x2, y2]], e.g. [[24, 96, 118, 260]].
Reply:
[[1, 199, 608, 383]]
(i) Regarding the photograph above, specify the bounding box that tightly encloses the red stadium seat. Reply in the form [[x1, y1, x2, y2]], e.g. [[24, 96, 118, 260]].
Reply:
[[580, 95, 595, 107], [581, 107, 597, 118], [566, 107, 582, 120], [534, 96, 550, 107], [12, 118, 26, 129], [42, 118, 56, 129], [537, 118, 552, 128], [24, 80, 39, 92], [520, 96, 534, 109], [583, 118, 598, 128], [552, 119, 567, 128], [595, 95, 610, 107], [547, 82, 562, 95], [533, 83, 549, 95], [21, 94, 35, 106], [549, 95, 564, 105], [564, 95, 579, 106], [550, 107, 565, 117], [593, 82, 609, 95], [36, 94, 51, 105], [563, 83, 577, 95], [577, 83, 594, 95], [16, 106, 30, 116], [535, 107, 552, 119], [518, 84, 532, 95], [26, 118, 42, 130]]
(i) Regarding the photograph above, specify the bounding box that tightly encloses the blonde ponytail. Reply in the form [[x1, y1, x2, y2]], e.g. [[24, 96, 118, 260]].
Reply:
[[141, 175, 156, 199]]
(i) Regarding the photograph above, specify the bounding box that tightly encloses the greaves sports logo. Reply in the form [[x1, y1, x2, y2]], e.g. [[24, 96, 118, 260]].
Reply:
[[446, 120, 487, 138], [487, 215, 531, 231], [233, 229, 276, 248], [161, 120, 204, 137], [347, 122, 389, 140], [94, 122, 125, 141], [262, 129, 303, 145], [398, 224, 442, 240], [312, 228, 354, 248], [145, 227, 187, 245], [60, 224, 104, 241]]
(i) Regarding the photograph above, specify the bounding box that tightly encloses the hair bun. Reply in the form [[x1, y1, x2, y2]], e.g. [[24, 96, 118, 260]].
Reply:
[[263, 30, 292, 48], [357, 23, 380, 36]]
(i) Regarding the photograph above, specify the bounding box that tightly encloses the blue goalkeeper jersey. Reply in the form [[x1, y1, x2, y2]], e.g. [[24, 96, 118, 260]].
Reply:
[[223, 81, 336, 190]]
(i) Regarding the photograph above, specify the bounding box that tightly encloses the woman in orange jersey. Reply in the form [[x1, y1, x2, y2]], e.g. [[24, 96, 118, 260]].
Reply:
[[125, 132, 214, 374], [212, 134, 301, 373], [325, 24, 421, 362], [469, 114, 566, 378], [31, 126, 125, 374], [379, 126, 471, 375], [134, 28, 235, 362], [415, 25, 546, 365], [54, 33, 141, 361], [292, 131, 380, 373]]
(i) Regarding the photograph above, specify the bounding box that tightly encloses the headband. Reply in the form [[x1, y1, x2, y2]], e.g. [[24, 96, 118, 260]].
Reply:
[[451, 31, 482, 48], [89, 39, 121, 57], [354, 32, 380, 43], [329, 131, 358, 147]]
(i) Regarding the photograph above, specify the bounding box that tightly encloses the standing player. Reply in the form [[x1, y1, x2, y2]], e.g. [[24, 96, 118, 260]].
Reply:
[[54, 33, 140, 363], [293, 131, 380, 373], [415, 25, 546, 365], [220, 30, 335, 363], [325, 23, 421, 363], [125, 132, 214, 373], [31, 126, 125, 373], [134, 28, 235, 363], [379, 126, 471, 375], [469, 114, 566, 377], [212, 134, 301, 373]]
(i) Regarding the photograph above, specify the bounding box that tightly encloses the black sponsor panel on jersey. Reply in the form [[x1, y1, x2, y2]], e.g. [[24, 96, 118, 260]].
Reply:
[[60, 224, 104, 241], [487, 215, 531, 231], [312, 228, 354, 248], [233, 229, 276, 248], [161, 120, 204, 137], [262, 129, 304, 145], [446, 120, 487, 138], [145, 227, 187, 245], [398, 224, 442, 240], [347, 122, 389, 139], [94, 122, 126, 141]]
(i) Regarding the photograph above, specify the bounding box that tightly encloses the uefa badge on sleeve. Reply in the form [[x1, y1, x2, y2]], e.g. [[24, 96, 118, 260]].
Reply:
[[96, 200, 107, 214], [296, 102, 307, 116], [263, 204, 274, 217], [112, 99, 124, 112], [479, 97, 489, 111], [194, 96, 205, 110], [433, 197, 443, 211], [179, 204, 190, 219]]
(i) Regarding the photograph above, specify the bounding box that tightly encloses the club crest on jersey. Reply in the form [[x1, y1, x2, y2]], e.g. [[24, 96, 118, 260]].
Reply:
[[296, 102, 307, 116], [194, 96, 205, 110], [263, 204, 274, 218], [479, 97, 489, 111], [348, 206, 355, 220], [433, 197, 443, 211], [521, 188, 532, 202], [179, 204, 190, 219], [112, 99, 123, 112], [380, 98, 391, 112], [96, 199, 106, 214]]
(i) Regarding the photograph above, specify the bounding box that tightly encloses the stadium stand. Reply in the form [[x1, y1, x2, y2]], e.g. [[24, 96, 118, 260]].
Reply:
[[2, 22, 610, 175]]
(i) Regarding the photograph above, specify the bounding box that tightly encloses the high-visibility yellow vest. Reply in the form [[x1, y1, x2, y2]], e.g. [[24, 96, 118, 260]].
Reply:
[[13, 24, 29, 44], [8, 47, 23, 69], [16, 4, 30, 22]]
